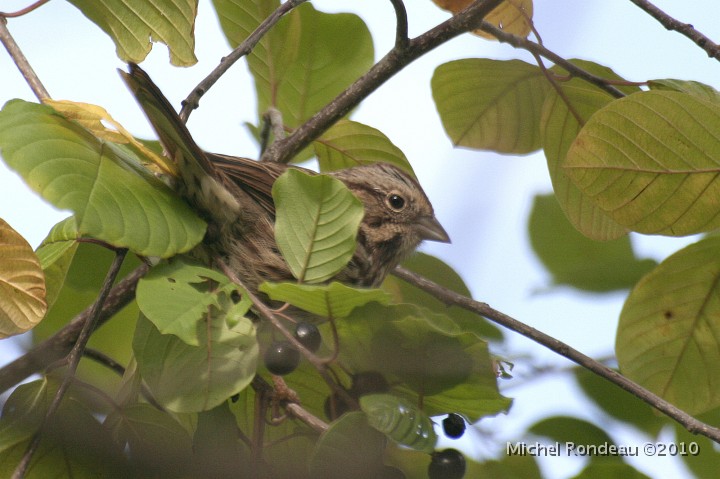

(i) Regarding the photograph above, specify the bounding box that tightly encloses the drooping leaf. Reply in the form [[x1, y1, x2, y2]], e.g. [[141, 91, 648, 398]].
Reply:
[[0, 100, 206, 257], [541, 59, 638, 241], [259, 281, 390, 318], [565, 90, 720, 236], [309, 412, 387, 479], [528, 193, 656, 291], [133, 311, 258, 413], [616, 236, 720, 415], [314, 120, 414, 175], [273, 169, 363, 283], [360, 394, 437, 453], [432, 58, 551, 154], [0, 218, 46, 337], [66, 0, 198, 65], [137, 258, 251, 345]]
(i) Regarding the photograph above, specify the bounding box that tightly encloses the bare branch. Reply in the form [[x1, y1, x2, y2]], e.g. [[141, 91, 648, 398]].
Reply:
[[0, 0, 50, 18], [388, 0, 409, 50], [0, 263, 149, 395], [392, 265, 720, 444], [628, 0, 720, 61], [0, 17, 49, 100], [179, 0, 309, 122], [261, 0, 505, 163], [13, 249, 128, 479]]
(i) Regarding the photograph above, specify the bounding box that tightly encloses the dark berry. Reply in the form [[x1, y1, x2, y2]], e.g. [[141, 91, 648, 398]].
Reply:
[[264, 340, 300, 375], [428, 449, 465, 479], [349, 371, 389, 398], [323, 392, 352, 420], [442, 413, 466, 439], [294, 322, 322, 353]]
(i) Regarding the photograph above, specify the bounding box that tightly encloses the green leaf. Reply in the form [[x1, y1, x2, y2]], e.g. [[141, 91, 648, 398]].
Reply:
[[35, 239, 78, 313], [309, 412, 387, 479], [273, 169, 363, 283], [571, 462, 651, 479], [314, 120, 414, 175], [528, 194, 656, 291], [133, 311, 258, 412], [0, 380, 48, 453], [214, 1, 374, 161], [0, 218, 46, 337], [0, 100, 206, 257], [432, 58, 551, 153], [617, 236, 720, 414], [137, 258, 251, 345], [565, 90, 720, 236], [648, 79, 720, 101], [193, 403, 250, 476], [336, 303, 511, 422], [66, 0, 198, 66], [360, 394, 437, 453], [675, 409, 720, 479], [104, 403, 193, 476], [529, 416, 615, 450], [386, 253, 502, 340], [541, 59, 637, 240], [260, 281, 390, 318]]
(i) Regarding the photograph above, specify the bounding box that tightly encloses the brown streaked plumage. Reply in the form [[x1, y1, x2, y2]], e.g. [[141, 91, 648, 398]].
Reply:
[[120, 63, 449, 293]]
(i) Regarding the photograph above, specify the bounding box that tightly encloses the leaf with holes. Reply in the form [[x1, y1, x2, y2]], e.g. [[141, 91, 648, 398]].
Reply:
[[616, 236, 720, 415], [272, 169, 363, 283], [66, 0, 197, 65], [565, 90, 720, 235]]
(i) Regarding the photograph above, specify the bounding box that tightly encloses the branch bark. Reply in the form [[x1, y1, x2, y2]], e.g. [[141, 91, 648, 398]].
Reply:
[[0, 17, 49, 100], [392, 266, 720, 444]]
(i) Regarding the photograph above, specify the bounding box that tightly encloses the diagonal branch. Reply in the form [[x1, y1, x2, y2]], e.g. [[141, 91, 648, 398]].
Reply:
[[628, 0, 720, 61], [392, 265, 720, 444], [0, 17, 49, 100], [261, 0, 505, 164]]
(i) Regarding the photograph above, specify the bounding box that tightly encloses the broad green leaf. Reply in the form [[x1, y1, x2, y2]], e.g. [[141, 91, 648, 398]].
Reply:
[[104, 403, 193, 476], [0, 380, 48, 453], [565, 90, 720, 236], [432, 58, 551, 153], [35, 239, 77, 313], [193, 403, 250, 475], [259, 281, 390, 318], [314, 120, 414, 175], [66, 0, 198, 65], [386, 253, 502, 340], [528, 194, 656, 291], [571, 462, 651, 479], [360, 394, 437, 453], [616, 236, 720, 414], [649, 79, 720, 102], [0, 100, 206, 257], [273, 169, 363, 283], [133, 311, 258, 412], [137, 258, 251, 346], [0, 218, 46, 337], [309, 412, 387, 479], [529, 416, 615, 450], [541, 59, 637, 240], [335, 303, 511, 422], [215, 1, 373, 158]]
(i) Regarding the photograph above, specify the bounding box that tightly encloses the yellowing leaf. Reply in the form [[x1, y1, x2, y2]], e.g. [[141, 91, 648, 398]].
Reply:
[[0, 218, 47, 337], [45, 99, 175, 175], [433, 0, 533, 38]]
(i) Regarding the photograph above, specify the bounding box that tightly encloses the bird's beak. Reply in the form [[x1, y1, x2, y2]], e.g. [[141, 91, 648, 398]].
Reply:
[[416, 216, 451, 243]]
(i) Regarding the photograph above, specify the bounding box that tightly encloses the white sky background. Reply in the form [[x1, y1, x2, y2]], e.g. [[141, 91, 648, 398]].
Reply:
[[2, 1, 720, 477]]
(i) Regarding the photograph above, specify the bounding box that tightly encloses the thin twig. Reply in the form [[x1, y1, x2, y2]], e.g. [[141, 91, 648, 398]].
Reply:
[[179, 0, 309, 122], [0, 17, 49, 100], [628, 0, 720, 61], [13, 249, 128, 479], [392, 266, 720, 444], [476, 21, 625, 99], [388, 0, 409, 50], [0, 0, 50, 18], [0, 263, 149, 395], [261, 0, 505, 164]]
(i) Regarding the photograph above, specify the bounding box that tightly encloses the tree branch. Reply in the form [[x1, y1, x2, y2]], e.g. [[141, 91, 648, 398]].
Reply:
[[179, 0, 309, 122], [0, 17, 49, 101], [628, 0, 720, 61], [388, 0, 409, 50], [0, 263, 149, 395], [261, 0, 504, 163], [392, 266, 720, 444]]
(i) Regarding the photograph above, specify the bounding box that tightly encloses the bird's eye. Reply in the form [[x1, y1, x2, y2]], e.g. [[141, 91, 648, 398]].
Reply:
[[385, 193, 406, 211]]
